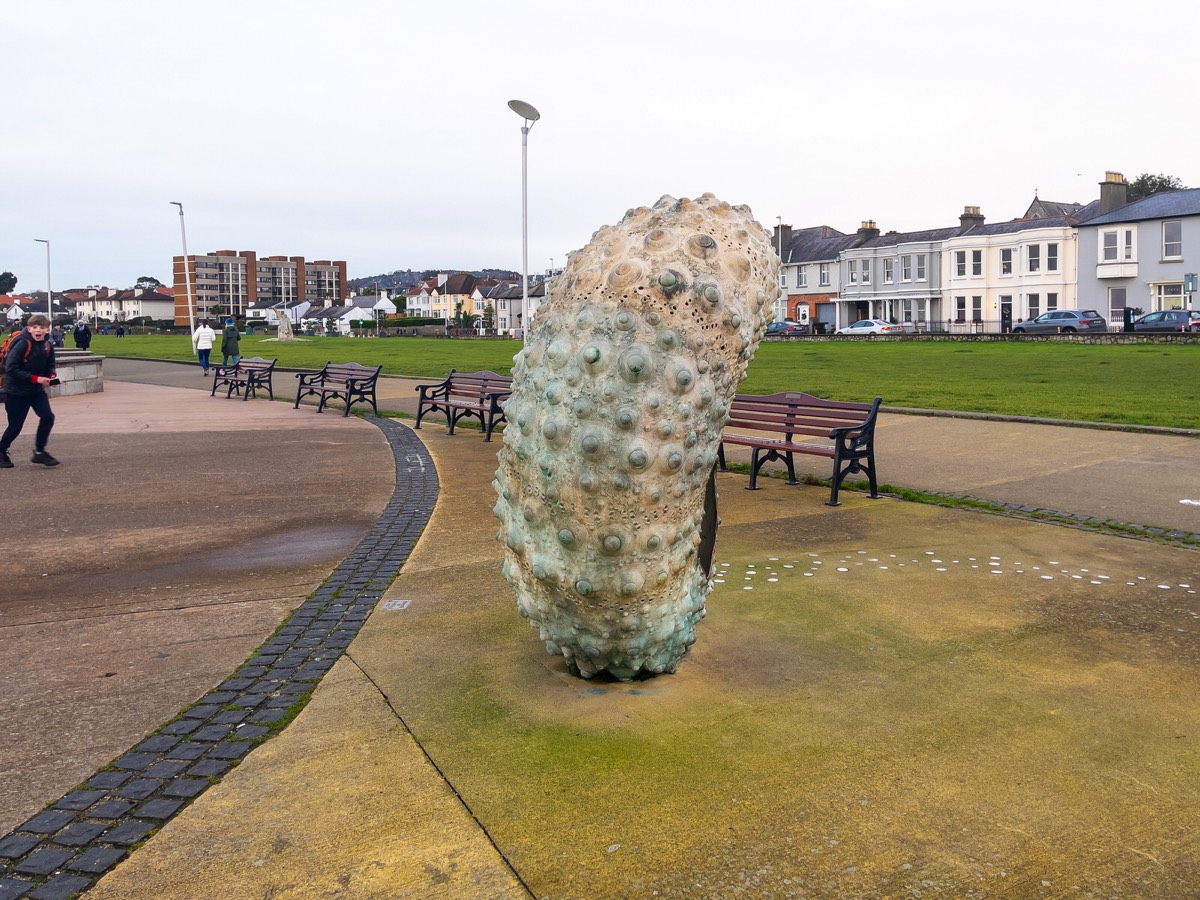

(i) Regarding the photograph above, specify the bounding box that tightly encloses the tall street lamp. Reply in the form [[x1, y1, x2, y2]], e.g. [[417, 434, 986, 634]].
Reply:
[[34, 239, 51, 319], [170, 202, 195, 333], [508, 99, 540, 339]]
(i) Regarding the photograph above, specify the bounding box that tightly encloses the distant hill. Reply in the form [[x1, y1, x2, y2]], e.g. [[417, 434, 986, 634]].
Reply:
[[348, 269, 520, 293]]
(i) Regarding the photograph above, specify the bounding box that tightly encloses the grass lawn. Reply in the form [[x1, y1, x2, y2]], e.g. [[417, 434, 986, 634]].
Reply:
[[89, 334, 1200, 429]]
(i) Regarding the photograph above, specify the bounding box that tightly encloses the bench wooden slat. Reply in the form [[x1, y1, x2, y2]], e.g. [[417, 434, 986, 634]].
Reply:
[[293, 361, 382, 416], [415, 369, 513, 441], [719, 391, 882, 506]]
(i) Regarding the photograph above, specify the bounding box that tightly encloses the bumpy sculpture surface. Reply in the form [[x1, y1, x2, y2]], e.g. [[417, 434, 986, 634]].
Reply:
[[493, 193, 781, 680]]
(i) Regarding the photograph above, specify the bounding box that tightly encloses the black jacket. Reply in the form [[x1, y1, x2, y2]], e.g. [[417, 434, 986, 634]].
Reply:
[[2, 331, 56, 398]]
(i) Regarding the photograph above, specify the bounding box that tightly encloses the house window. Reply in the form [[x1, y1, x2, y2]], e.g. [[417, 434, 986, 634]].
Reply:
[[861, 259, 871, 284], [796, 267, 807, 288], [1028, 244, 1041, 273], [1047, 243, 1059, 272], [883, 258, 894, 283], [1156, 283, 1184, 308], [972, 250, 982, 276], [1027, 293, 1040, 318], [847, 261, 858, 284], [1047, 292, 1058, 311], [1163, 220, 1182, 259], [901, 255, 912, 281], [954, 296, 966, 323], [955, 251, 967, 277], [819, 263, 830, 286], [916, 255, 927, 281], [972, 296, 982, 322], [1102, 231, 1118, 262], [1001, 248, 1013, 275], [1124, 229, 1134, 260]]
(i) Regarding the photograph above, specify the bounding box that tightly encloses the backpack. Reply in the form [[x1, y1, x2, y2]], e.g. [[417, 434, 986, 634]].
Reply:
[[0, 330, 34, 392]]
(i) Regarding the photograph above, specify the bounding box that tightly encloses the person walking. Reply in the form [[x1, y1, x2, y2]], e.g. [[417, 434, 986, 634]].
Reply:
[[1, 314, 59, 468], [191, 319, 216, 374], [72, 321, 92, 351], [220, 317, 240, 367], [50, 324, 65, 348]]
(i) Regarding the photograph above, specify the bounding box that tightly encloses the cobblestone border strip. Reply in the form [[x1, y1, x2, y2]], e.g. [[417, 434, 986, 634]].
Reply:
[[0, 418, 436, 900]]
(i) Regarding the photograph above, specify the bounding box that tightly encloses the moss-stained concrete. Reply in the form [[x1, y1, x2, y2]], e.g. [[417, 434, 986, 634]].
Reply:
[[93, 425, 1200, 898]]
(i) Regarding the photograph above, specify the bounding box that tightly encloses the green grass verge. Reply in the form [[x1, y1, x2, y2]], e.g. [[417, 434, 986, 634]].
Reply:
[[91, 334, 1200, 429]]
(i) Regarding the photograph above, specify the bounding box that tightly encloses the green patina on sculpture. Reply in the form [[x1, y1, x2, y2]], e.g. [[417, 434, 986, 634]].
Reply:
[[493, 193, 781, 679]]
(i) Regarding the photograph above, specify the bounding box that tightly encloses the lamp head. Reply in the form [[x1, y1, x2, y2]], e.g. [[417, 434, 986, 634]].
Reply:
[[508, 99, 541, 123]]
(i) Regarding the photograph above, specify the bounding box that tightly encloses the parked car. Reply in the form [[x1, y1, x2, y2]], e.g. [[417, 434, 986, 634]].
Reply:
[[835, 319, 904, 336], [1129, 309, 1200, 333], [765, 320, 805, 337], [1011, 309, 1108, 334]]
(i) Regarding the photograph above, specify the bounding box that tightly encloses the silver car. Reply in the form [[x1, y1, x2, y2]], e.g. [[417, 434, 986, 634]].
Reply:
[[1012, 309, 1108, 334]]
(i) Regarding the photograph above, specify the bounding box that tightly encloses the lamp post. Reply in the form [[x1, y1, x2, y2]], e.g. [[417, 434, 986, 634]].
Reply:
[[170, 202, 195, 333], [508, 99, 540, 339], [34, 239, 51, 319]]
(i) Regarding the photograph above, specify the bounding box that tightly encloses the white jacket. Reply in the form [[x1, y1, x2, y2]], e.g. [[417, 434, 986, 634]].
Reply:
[[191, 325, 216, 351]]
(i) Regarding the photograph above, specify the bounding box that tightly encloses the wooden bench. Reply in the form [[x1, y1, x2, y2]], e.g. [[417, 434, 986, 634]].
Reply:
[[293, 361, 382, 416], [414, 369, 513, 441], [210, 357, 276, 401], [718, 391, 882, 506]]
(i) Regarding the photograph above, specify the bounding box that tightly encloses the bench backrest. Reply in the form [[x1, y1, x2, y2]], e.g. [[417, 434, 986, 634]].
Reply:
[[448, 369, 513, 399], [727, 391, 880, 439], [319, 362, 382, 384], [237, 357, 275, 371]]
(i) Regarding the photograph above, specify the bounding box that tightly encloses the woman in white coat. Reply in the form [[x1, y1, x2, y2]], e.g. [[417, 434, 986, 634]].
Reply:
[[191, 319, 216, 374]]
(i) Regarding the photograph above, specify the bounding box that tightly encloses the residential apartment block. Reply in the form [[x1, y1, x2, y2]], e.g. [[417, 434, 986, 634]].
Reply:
[[172, 250, 346, 325]]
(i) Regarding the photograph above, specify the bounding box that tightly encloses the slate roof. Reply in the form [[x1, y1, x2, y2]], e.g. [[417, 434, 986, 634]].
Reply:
[[1025, 198, 1085, 218], [1080, 188, 1200, 226], [856, 226, 962, 250], [956, 216, 1073, 237], [780, 226, 857, 264]]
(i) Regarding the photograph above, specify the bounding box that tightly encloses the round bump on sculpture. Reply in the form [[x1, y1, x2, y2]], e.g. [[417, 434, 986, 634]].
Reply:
[[614, 310, 637, 331], [670, 366, 695, 394], [580, 432, 603, 455], [581, 345, 602, 366], [607, 259, 646, 291], [601, 533, 624, 554], [686, 233, 718, 259], [614, 408, 637, 430], [657, 269, 685, 297], [626, 447, 650, 470], [617, 346, 654, 384], [665, 450, 684, 472], [700, 284, 721, 306], [644, 227, 674, 251], [656, 329, 680, 351], [544, 382, 564, 404], [546, 339, 572, 370], [724, 252, 752, 282], [557, 528, 576, 548], [575, 578, 594, 597]]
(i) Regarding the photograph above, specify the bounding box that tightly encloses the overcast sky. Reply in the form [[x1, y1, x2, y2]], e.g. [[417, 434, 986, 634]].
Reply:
[[5, 0, 1197, 292]]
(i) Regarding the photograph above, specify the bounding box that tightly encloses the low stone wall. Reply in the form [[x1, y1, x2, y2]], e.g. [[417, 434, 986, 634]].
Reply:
[[50, 350, 104, 396]]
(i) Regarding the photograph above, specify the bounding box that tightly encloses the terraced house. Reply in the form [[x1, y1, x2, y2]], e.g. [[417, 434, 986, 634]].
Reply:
[[1076, 184, 1200, 321], [775, 171, 1197, 332]]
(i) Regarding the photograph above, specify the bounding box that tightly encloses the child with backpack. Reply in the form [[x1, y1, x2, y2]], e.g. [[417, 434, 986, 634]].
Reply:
[[0, 314, 59, 468]]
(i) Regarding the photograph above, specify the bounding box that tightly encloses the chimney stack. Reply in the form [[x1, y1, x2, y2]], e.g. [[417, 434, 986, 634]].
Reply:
[[1099, 171, 1128, 214], [856, 219, 880, 242], [772, 222, 793, 256], [959, 205, 985, 232]]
